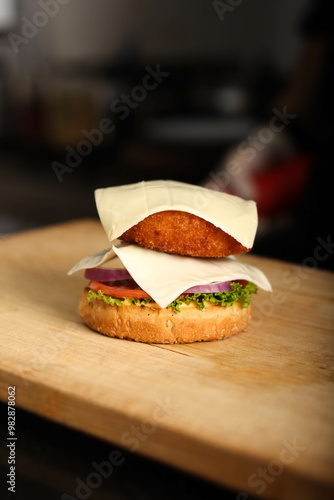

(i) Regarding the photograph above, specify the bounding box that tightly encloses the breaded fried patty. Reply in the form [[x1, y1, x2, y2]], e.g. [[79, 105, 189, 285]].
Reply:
[[120, 210, 250, 258]]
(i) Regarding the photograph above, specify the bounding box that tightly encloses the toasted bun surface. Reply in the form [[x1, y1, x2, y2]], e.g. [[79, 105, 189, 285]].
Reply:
[[120, 210, 249, 258], [79, 288, 252, 344]]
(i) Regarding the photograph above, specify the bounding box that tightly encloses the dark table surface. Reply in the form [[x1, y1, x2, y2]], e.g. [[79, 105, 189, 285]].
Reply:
[[0, 402, 247, 500]]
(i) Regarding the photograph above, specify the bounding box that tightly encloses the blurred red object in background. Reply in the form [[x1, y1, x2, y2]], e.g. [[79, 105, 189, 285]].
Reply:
[[253, 154, 312, 218], [226, 154, 312, 221]]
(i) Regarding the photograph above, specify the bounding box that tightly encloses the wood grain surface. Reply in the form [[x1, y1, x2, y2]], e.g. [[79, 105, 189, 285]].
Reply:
[[0, 219, 333, 500]]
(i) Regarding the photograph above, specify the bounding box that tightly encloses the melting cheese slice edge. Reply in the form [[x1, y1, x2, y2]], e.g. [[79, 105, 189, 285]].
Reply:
[[68, 243, 272, 309]]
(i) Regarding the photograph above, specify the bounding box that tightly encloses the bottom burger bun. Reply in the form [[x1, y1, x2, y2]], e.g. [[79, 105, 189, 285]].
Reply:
[[79, 288, 252, 344]]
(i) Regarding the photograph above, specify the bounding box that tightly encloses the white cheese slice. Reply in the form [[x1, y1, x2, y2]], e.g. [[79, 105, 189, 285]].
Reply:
[[95, 180, 258, 249], [112, 243, 271, 308], [68, 247, 117, 275], [69, 243, 272, 308], [68, 239, 126, 275]]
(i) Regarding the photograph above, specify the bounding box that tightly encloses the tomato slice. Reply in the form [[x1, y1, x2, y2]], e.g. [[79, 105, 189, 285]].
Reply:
[[235, 280, 249, 288], [88, 280, 151, 299]]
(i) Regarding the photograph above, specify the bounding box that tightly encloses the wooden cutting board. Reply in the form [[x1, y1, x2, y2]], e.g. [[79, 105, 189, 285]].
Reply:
[[0, 219, 333, 499]]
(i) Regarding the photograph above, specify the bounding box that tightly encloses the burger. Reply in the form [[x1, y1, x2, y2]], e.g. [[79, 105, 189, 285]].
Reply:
[[68, 180, 271, 344]]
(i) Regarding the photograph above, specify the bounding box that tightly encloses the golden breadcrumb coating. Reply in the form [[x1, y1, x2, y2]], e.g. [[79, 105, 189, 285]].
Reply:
[[120, 210, 249, 258]]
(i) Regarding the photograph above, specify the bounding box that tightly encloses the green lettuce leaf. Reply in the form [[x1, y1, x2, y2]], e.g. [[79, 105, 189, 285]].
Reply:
[[168, 281, 257, 312], [87, 282, 257, 313]]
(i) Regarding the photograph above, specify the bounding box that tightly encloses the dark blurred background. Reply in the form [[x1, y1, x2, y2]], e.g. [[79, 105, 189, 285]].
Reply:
[[0, 0, 332, 269], [0, 3, 333, 499]]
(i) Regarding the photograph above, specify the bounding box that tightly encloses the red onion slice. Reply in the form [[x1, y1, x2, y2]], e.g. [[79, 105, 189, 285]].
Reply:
[[105, 279, 139, 288], [84, 267, 132, 282], [85, 268, 241, 297], [183, 281, 233, 294]]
